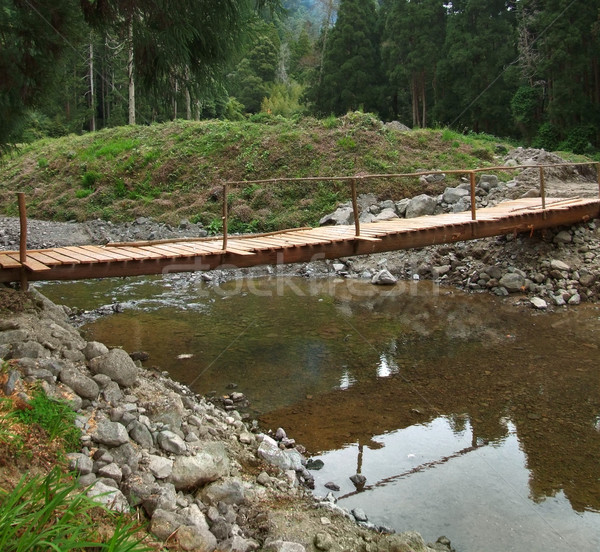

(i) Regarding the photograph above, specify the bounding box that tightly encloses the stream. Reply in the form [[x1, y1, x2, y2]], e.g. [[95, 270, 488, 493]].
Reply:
[[38, 274, 600, 552]]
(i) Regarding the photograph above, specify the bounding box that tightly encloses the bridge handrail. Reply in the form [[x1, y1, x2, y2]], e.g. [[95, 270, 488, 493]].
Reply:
[[220, 161, 600, 249]]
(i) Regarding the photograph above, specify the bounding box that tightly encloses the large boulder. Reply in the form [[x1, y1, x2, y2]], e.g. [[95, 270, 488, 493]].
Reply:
[[405, 194, 436, 218], [89, 348, 138, 387], [169, 442, 230, 491], [319, 206, 354, 226]]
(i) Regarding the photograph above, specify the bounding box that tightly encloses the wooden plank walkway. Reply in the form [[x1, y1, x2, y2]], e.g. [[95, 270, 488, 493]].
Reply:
[[1, 197, 599, 284]]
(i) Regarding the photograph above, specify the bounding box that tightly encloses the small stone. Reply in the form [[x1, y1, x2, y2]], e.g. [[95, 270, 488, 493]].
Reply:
[[530, 297, 547, 310], [550, 259, 571, 272], [568, 293, 581, 305], [314, 532, 334, 551], [350, 474, 366, 487], [324, 482, 340, 491], [352, 508, 368, 522], [554, 231, 572, 244], [371, 269, 397, 286]]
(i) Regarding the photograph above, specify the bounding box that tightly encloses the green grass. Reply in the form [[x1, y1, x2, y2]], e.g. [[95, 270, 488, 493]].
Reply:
[[0, 114, 544, 228], [0, 468, 152, 552], [10, 388, 80, 452]]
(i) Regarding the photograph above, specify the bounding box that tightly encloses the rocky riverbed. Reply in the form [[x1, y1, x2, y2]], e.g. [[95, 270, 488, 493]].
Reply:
[[0, 287, 456, 552]]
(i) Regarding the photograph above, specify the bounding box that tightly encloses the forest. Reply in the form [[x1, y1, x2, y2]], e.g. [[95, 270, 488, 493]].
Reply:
[[2, 0, 599, 154]]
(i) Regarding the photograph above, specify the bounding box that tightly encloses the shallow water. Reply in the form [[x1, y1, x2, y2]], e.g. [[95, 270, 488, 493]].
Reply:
[[38, 275, 600, 552]]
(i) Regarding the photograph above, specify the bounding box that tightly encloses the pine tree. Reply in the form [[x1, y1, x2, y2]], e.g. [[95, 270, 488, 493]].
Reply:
[[434, 0, 519, 136], [515, 0, 600, 150], [382, 0, 446, 127], [308, 0, 383, 116]]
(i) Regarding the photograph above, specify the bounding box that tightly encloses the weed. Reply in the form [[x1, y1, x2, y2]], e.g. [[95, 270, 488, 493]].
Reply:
[[10, 389, 79, 452], [337, 136, 357, 151], [206, 218, 223, 235], [322, 115, 340, 129], [37, 158, 48, 169], [81, 171, 101, 190], [75, 189, 93, 199], [0, 468, 152, 551]]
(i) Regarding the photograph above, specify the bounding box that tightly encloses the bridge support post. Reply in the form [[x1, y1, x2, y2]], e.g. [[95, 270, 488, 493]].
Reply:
[[469, 172, 477, 221], [351, 178, 361, 237], [539, 166, 547, 219], [17, 192, 28, 291]]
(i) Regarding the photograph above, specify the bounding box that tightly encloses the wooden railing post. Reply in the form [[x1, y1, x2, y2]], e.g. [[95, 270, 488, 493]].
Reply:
[[222, 184, 228, 251], [351, 178, 361, 237], [597, 163, 600, 198], [539, 166, 546, 211], [17, 192, 28, 291], [469, 172, 477, 221]]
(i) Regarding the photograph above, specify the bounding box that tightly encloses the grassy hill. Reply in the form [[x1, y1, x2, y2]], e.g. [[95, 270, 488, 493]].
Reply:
[[0, 112, 518, 232]]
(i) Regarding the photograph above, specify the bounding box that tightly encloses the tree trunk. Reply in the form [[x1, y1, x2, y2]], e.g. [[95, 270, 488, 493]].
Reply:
[[185, 88, 191, 120], [421, 72, 426, 129], [173, 79, 178, 120], [89, 38, 96, 132], [127, 20, 136, 125]]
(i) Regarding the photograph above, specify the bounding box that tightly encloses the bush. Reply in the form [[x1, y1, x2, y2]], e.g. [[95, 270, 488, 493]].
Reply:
[[558, 124, 597, 154], [533, 122, 560, 151]]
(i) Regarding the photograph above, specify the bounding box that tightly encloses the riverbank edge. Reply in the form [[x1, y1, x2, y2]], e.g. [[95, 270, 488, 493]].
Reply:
[[0, 285, 455, 552]]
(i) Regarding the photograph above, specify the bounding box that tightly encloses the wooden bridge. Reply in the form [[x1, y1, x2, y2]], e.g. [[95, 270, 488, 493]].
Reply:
[[1, 163, 599, 289]]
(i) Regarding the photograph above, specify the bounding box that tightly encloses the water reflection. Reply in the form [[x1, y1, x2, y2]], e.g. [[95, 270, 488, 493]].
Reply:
[[37, 276, 600, 552]]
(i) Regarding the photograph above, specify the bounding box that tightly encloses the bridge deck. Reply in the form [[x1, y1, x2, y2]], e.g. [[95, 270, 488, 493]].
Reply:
[[1, 196, 599, 284]]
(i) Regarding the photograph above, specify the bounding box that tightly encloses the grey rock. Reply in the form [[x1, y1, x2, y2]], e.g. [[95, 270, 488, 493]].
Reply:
[[394, 199, 410, 218], [67, 452, 94, 475], [372, 207, 398, 222], [141, 483, 178, 516], [258, 436, 303, 471], [498, 273, 525, 293], [89, 348, 138, 387], [568, 293, 581, 305], [110, 442, 140, 472], [149, 509, 185, 541], [157, 430, 187, 454], [3, 370, 20, 395], [103, 381, 124, 404], [263, 541, 306, 552], [371, 269, 397, 286], [319, 206, 354, 227], [352, 508, 368, 522], [478, 174, 499, 191], [198, 477, 245, 506], [257, 472, 271, 486], [98, 462, 123, 484], [275, 427, 287, 441], [87, 481, 130, 513], [90, 419, 130, 447], [129, 420, 154, 449], [59, 367, 99, 400], [83, 341, 109, 360], [554, 231, 573, 244], [169, 443, 230, 490], [10, 341, 50, 359], [350, 474, 366, 487], [0, 329, 28, 345], [405, 194, 437, 218], [530, 297, 548, 310], [442, 187, 470, 204], [314, 532, 334, 551], [550, 259, 571, 272], [148, 455, 173, 479]]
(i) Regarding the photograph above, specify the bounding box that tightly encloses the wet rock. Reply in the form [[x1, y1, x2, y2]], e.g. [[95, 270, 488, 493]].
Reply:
[[306, 459, 324, 470], [258, 435, 304, 471], [10, 341, 50, 359], [371, 269, 397, 285], [324, 482, 340, 491], [352, 508, 368, 522], [349, 474, 366, 487], [89, 348, 138, 387]]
